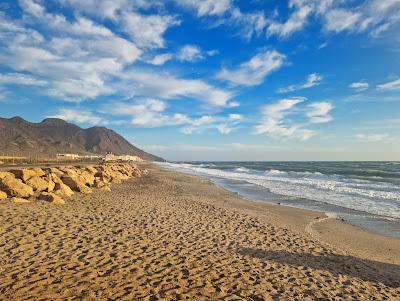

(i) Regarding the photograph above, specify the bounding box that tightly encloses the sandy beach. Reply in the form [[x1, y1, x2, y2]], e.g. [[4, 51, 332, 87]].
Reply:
[[0, 163, 399, 300]]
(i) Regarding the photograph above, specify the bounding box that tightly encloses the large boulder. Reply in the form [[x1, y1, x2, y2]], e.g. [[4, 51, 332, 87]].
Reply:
[[0, 191, 7, 200], [25, 176, 49, 192], [0, 171, 15, 180], [61, 175, 83, 191], [9, 169, 37, 182], [85, 165, 98, 174], [59, 167, 79, 178], [31, 168, 45, 177], [78, 171, 95, 186], [47, 178, 56, 192], [49, 167, 64, 177], [50, 173, 74, 197], [61, 175, 93, 194], [38, 192, 65, 204], [0, 177, 34, 198]]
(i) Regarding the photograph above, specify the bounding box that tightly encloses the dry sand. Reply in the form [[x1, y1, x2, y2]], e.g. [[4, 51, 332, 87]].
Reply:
[[0, 163, 399, 300]]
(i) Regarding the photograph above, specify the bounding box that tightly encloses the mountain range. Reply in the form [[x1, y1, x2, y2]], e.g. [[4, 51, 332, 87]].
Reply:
[[0, 116, 164, 161]]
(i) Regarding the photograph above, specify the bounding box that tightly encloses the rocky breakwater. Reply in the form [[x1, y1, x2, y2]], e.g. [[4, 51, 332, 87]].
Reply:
[[0, 163, 146, 205]]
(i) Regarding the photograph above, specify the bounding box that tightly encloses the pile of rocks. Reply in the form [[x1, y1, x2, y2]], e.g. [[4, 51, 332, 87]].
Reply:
[[0, 163, 146, 205]]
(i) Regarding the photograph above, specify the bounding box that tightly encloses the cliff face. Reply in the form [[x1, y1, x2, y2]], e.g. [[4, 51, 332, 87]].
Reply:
[[0, 117, 164, 161]]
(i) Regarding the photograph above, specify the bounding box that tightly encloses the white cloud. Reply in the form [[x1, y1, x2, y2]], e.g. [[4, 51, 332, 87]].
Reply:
[[119, 70, 233, 106], [0, 72, 47, 86], [215, 124, 233, 134], [148, 53, 173, 65], [57, 0, 179, 49], [229, 8, 268, 39], [355, 133, 389, 142], [229, 0, 400, 39], [377, 78, 400, 91], [267, 3, 313, 38], [176, 0, 232, 17], [324, 9, 361, 32], [51, 108, 105, 125], [255, 97, 334, 140], [121, 12, 180, 49], [0, 1, 145, 101], [349, 81, 369, 91], [103, 98, 240, 134], [254, 97, 316, 141], [177, 45, 204, 62], [106, 99, 191, 128], [278, 73, 323, 93], [217, 50, 285, 87], [306, 102, 334, 124]]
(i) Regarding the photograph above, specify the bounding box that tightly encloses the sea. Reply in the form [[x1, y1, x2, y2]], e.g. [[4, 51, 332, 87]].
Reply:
[[159, 161, 400, 238]]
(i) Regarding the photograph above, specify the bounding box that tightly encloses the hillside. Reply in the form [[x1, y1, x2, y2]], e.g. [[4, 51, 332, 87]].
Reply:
[[0, 116, 164, 161]]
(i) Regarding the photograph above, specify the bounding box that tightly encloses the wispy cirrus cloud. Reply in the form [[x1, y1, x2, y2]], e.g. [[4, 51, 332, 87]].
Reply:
[[354, 133, 389, 142], [217, 50, 285, 87], [377, 78, 400, 91], [278, 73, 323, 93]]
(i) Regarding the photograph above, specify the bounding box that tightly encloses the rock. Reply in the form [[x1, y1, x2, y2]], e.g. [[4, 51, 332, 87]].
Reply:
[[59, 167, 79, 178], [49, 167, 64, 177], [80, 185, 93, 194], [94, 178, 105, 188], [9, 169, 37, 182], [0, 171, 15, 180], [54, 184, 74, 197], [78, 171, 95, 186], [51, 173, 74, 197], [11, 197, 30, 203], [31, 168, 45, 177], [100, 186, 111, 192], [38, 192, 65, 204], [0, 191, 7, 200], [25, 176, 49, 192], [61, 175, 92, 194], [61, 175, 84, 191], [47, 178, 56, 192], [85, 166, 98, 174], [0, 177, 34, 198]]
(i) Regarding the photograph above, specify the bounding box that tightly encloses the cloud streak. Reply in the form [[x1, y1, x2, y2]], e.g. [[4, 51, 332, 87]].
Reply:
[[278, 73, 323, 93], [217, 50, 285, 87]]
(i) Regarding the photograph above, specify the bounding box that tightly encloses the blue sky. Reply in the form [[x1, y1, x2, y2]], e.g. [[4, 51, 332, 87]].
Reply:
[[0, 0, 399, 161]]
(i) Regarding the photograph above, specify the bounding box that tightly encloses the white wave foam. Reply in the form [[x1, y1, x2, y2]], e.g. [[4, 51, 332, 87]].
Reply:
[[159, 162, 400, 219], [235, 167, 250, 173]]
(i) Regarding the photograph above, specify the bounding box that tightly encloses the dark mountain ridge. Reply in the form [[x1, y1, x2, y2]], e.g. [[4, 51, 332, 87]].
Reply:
[[0, 116, 164, 161]]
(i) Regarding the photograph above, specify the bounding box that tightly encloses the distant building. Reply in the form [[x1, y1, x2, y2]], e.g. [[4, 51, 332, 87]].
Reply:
[[56, 153, 80, 160], [104, 152, 142, 162]]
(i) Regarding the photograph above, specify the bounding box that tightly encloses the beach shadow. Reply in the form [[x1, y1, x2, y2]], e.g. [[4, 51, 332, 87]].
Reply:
[[237, 248, 400, 288]]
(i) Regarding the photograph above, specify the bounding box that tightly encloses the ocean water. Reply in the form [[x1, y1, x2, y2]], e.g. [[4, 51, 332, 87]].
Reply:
[[159, 161, 400, 238]]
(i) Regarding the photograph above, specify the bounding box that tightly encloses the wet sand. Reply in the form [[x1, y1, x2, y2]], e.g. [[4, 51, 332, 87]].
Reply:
[[0, 163, 399, 300]]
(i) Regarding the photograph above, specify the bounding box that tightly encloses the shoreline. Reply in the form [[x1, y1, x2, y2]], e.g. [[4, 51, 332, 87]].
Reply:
[[155, 164, 400, 265], [1, 162, 399, 300], [160, 162, 400, 240]]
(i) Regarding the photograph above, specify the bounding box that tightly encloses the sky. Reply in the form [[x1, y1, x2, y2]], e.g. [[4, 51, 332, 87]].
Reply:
[[0, 0, 400, 161]]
